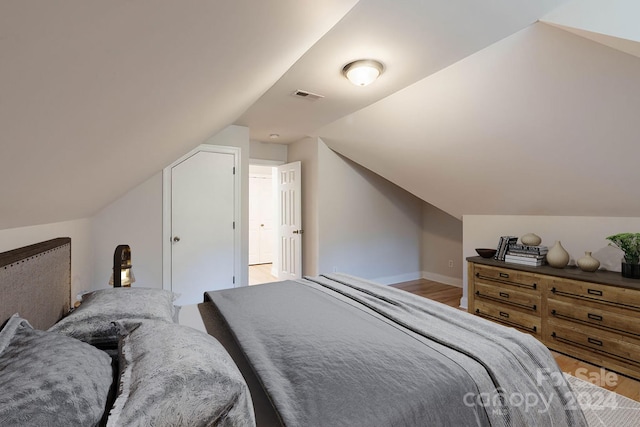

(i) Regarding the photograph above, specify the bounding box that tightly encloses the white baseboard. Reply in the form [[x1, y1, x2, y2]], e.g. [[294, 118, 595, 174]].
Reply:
[[459, 297, 468, 310], [421, 271, 463, 288], [373, 271, 422, 286]]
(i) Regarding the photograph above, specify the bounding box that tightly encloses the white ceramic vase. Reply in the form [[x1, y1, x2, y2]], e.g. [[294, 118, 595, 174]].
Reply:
[[546, 241, 570, 268], [577, 251, 600, 272]]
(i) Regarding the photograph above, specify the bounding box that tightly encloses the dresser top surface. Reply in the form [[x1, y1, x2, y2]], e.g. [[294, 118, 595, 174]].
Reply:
[[467, 256, 640, 291]]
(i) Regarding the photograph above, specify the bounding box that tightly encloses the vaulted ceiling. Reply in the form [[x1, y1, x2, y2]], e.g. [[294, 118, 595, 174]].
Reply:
[[316, 0, 640, 219], [0, 0, 358, 229], [2, 0, 639, 230]]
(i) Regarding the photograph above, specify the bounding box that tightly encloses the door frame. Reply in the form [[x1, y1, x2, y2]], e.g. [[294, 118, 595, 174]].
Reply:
[[162, 144, 242, 292], [249, 159, 284, 278]]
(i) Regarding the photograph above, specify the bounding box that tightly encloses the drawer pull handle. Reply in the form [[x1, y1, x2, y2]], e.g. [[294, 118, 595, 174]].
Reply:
[[587, 289, 603, 296], [551, 287, 557, 293], [551, 309, 557, 316], [588, 338, 603, 347], [499, 292, 509, 299], [587, 313, 603, 322], [475, 272, 480, 278], [499, 311, 509, 318], [499, 273, 510, 278]]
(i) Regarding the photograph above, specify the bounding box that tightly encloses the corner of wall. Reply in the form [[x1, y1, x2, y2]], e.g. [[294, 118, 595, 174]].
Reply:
[[287, 137, 320, 276]]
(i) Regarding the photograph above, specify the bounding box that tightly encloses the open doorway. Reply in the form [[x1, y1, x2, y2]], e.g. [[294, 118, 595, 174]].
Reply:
[[249, 164, 279, 285]]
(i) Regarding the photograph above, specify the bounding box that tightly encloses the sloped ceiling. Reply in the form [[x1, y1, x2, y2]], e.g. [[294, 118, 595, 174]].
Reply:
[[4, 0, 640, 230], [0, 0, 358, 229], [541, 0, 640, 58], [238, 0, 569, 143], [317, 2, 640, 219]]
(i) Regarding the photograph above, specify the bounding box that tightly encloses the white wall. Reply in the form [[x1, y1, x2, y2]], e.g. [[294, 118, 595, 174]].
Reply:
[[422, 203, 463, 287], [542, 0, 640, 42], [461, 215, 640, 308], [89, 125, 252, 296], [289, 137, 462, 285], [0, 219, 92, 300], [287, 137, 320, 276], [250, 140, 287, 163], [316, 139, 422, 284], [91, 172, 163, 291]]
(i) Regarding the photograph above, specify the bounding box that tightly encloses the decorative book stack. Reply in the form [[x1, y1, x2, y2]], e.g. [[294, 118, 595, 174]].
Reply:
[[504, 244, 548, 266], [494, 236, 518, 261]]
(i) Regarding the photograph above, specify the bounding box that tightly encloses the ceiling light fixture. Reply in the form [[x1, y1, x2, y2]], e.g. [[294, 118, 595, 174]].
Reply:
[[342, 59, 384, 87], [269, 133, 280, 139]]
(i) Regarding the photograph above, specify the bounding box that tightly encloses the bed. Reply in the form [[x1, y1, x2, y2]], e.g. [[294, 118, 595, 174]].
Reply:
[[0, 238, 587, 427], [203, 275, 588, 427], [0, 238, 253, 426]]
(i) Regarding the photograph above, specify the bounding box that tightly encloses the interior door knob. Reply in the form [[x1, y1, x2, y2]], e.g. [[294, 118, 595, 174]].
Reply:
[[173, 236, 181, 242]]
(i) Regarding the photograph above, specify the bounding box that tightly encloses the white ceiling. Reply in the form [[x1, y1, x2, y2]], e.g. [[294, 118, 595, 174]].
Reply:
[[541, 0, 640, 59], [0, 0, 357, 229], [3, 0, 640, 229], [238, 0, 569, 143], [318, 21, 640, 219]]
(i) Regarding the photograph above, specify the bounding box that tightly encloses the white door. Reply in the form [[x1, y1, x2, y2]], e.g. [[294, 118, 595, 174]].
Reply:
[[277, 161, 302, 280], [169, 149, 237, 305]]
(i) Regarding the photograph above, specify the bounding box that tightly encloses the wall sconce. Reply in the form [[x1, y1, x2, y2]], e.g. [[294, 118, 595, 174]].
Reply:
[[342, 59, 384, 86], [109, 244, 135, 287]]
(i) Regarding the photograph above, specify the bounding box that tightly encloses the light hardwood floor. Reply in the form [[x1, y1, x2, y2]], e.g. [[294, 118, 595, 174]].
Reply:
[[249, 263, 279, 286], [391, 278, 640, 403]]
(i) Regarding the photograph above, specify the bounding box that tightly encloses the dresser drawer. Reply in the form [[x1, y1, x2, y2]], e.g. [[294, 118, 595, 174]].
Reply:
[[548, 278, 640, 312], [475, 282, 540, 313], [474, 264, 540, 292], [474, 300, 541, 336], [548, 298, 640, 338], [548, 320, 640, 366], [468, 258, 640, 380]]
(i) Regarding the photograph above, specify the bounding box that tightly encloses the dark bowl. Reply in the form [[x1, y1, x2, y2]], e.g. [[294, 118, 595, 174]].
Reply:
[[476, 248, 497, 258]]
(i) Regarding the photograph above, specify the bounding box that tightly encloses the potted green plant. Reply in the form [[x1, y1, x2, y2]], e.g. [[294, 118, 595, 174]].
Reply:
[[606, 233, 640, 279]]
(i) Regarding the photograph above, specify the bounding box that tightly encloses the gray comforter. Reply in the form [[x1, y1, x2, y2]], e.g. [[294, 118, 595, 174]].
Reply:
[[208, 273, 587, 427]]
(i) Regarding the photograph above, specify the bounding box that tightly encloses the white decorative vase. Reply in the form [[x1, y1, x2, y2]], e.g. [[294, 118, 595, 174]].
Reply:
[[577, 251, 600, 272], [546, 241, 570, 268], [521, 233, 542, 246]]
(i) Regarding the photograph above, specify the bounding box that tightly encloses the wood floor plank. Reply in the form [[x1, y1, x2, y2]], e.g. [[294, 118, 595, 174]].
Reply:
[[391, 279, 463, 309]]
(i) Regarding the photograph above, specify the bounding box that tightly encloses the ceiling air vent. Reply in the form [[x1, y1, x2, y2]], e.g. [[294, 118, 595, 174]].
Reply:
[[292, 90, 324, 101]]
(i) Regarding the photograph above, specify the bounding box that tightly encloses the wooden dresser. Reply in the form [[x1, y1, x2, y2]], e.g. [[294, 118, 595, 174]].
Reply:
[[468, 256, 640, 380]]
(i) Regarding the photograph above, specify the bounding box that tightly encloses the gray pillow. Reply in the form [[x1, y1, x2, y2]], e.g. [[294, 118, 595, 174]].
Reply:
[[48, 287, 179, 346], [107, 319, 255, 427], [0, 314, 113, 427]]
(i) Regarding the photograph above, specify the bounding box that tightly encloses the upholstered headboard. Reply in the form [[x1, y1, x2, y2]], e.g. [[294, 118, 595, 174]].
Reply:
[[0, 238, 71, 330]]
